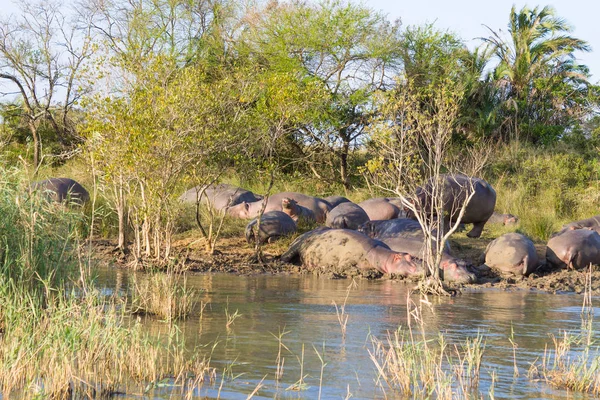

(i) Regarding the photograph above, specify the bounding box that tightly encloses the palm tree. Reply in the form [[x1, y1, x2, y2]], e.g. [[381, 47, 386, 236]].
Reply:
[[482, 5, 593, 142]]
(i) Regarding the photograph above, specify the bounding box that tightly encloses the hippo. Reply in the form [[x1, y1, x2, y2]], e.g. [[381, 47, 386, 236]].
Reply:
[[31, 178, 89, 205], [326, 202, 370, 230], [487, 212, 519, 226], [410, 174, 496, 238], [227, 192, 331, 222], [546, 229, 600, 270], [358, 198, 401, 221], [179, 183, 262, 211], [379, 236, 475, 283], [281, 197, 316, 224], [323, 195, 351, 209], [244, 211, 297, 244], [358, 218, 426, 240], [280, 228, 424, 277], [482, 233, 538, 276], [556, 215, 600, 236]]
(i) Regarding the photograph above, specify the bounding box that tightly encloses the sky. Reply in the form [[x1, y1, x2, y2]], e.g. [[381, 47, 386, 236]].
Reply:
[[366, 0, 599, 82]]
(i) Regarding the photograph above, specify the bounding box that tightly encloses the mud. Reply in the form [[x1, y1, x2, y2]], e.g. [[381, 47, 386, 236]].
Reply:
[[91, 233, 600, 295]]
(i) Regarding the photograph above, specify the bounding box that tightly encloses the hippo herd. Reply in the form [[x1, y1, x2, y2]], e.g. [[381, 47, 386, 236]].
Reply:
[[32, 175, 600, 284]]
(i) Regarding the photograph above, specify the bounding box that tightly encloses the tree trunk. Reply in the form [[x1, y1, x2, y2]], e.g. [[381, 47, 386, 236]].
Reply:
[[339, 139, 350, 191], [28, 118, 40, 170]]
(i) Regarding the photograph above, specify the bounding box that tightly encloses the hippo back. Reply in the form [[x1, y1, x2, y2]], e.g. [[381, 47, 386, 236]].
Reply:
[[484, 233, 538, 275], [323, 195, 351, 209], [326, 203, 370, 230], [31, 177, 89, 205], [358, 198, 400, 221], [245, 211, 297, 244], [180, 183, 261, 210], [546, 229, 600, 270], [358, 218, 424, 239]]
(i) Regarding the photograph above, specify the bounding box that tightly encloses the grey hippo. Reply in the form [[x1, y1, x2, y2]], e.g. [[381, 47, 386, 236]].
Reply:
[[245, 211, 297, 244], [482, 233, 538, 276]]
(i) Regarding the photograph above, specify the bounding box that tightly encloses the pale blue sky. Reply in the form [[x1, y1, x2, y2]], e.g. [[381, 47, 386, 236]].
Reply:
[[367, 0, 599, 82]]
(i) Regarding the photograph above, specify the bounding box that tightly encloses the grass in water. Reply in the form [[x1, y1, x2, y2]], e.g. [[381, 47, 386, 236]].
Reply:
[[369, 295, 488, 398], [529, 265, 600, 394], [129, 270, 198, 321]]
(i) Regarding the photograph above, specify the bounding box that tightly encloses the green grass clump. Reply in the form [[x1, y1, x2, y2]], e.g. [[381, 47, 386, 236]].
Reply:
[[129, 271, 198, 321]]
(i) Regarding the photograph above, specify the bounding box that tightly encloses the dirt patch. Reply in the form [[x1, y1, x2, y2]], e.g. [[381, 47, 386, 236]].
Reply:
[[90, 232, 600, 295]]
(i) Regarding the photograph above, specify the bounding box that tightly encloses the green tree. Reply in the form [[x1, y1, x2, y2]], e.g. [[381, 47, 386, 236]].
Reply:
[[0, 0, 94, 168], [242, 0, 403, 189], [483, 5, 595, 143]]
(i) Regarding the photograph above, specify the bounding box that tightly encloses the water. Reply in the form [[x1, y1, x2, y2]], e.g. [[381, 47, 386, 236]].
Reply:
[[97, 268, 599, 399]]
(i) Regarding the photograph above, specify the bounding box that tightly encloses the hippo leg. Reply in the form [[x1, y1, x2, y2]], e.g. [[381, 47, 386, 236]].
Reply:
[[467, 221, 486, 238]]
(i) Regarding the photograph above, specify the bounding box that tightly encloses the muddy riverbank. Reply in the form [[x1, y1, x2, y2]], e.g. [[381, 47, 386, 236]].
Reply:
[[91, 233, 600, 295]]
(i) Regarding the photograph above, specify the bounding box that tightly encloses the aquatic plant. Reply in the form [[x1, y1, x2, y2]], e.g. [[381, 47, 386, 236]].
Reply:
[[369, 295, 488, 398], [129, 270, 198, 321]]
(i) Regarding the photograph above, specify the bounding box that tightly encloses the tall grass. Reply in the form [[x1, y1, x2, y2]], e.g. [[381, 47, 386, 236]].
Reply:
[[0, 166, 215, 398], [0, 282, 215, 398], [0, 168, 83, 288], [129, 270, 198, 321], [369, 296, 488, 398], [529, 266, 600, 394]]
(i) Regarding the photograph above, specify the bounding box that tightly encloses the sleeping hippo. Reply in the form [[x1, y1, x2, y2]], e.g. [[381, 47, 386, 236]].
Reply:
[[179, 183, 262, 211], [358, 218, 425, 239], [380, 236, 475, 284], [323, 195, 351, 209], [227, 192, 331, 222], [245, 211, 297, 244], [280, 228, 424, 277], [487, 212, 519, 226], [409, 174, 496, 238], [281, 197, 316, 224], [31, 177, 89, 205], [546, 229, 600, 270], [358, 198, 401, 221], [326, 202, 370, 230], [556, 215, 600, 236], [482, 233, 538, 276]]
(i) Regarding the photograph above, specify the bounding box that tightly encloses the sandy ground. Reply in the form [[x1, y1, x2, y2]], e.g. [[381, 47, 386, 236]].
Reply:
[[91, 228, 600, 296]]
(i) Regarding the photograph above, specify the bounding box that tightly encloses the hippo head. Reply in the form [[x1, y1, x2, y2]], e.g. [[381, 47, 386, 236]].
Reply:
[[504, 214, 519, 225], [387, 253, 424, 277], [357, 221, 375, 238], [226, 201, 251, 218], [441, 259, 476, 284], [282, 197, 297, 211]]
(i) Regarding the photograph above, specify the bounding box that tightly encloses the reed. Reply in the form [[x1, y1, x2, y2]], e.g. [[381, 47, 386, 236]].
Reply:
[[529, 265, 600, 394], [129, 270, 198, 321], [0, 283, 215, 398], [369, 295, 489, 398]]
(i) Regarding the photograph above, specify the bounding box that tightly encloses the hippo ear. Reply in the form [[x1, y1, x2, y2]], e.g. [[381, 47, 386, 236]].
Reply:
[[403, 253, 412, 262], [244, 202, 249, 211]]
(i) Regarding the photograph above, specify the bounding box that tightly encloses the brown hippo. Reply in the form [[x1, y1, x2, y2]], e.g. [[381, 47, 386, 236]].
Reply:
[[280, 228, 424, 277], [326, 202, 370, 230], [380, 236, 475, 283], [227, 192, 331, 222], [358, 198, 401, 221], [556, 215, 600, 236], [245, 211, 297, 244], [546, 229, 600, 270], [358, 218, 425, 239], [323, 195, 351, 209], [281, 197, 316, 224], [482, 233, 538, 276], [487, 212, 519, 226], [179, 183, 262, 211], [31, 178, 89, 205], [410, 174, 496, 238]]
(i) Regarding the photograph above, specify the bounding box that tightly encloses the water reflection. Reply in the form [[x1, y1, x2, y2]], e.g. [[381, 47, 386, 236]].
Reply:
[[93, 268, 599, 399]]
